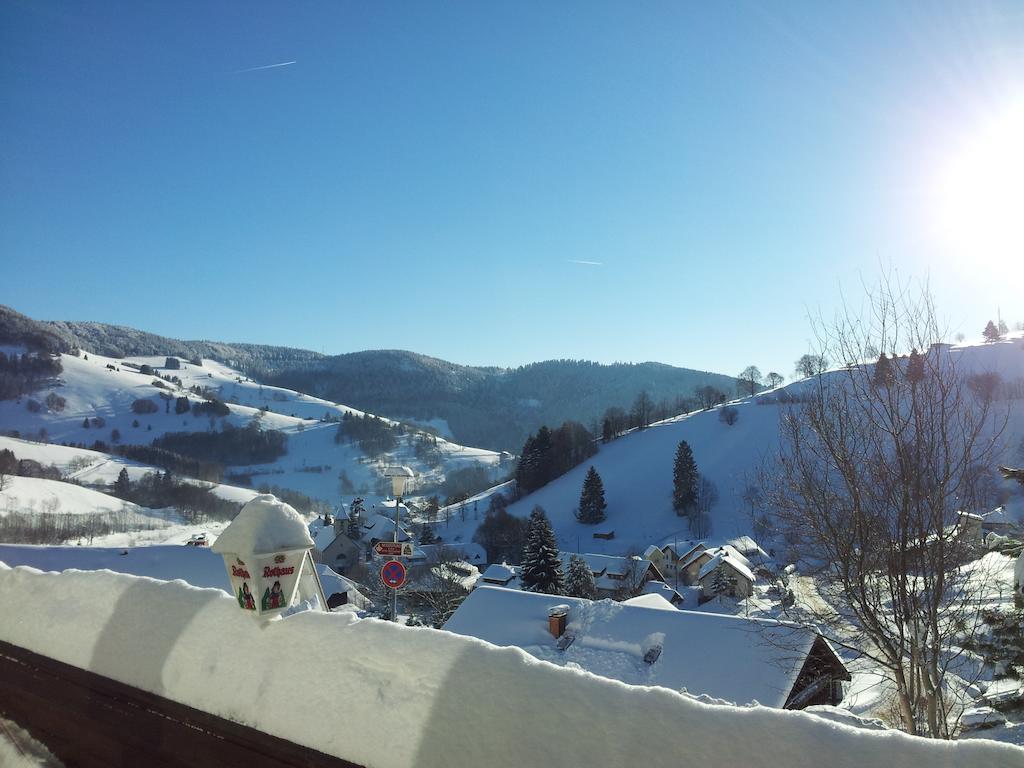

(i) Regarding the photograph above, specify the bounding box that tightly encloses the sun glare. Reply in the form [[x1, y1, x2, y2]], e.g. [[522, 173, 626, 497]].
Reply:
[[933, 102, 1024, 272]]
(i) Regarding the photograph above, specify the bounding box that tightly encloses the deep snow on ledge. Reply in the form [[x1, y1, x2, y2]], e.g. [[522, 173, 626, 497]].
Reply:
[[0, 564, 1019, 768]]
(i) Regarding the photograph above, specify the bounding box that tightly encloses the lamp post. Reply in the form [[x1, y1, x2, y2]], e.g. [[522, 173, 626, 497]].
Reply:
[[383, 465, 414, 621]]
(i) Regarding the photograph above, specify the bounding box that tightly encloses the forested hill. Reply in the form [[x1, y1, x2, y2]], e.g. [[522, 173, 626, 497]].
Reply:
[[0, 305, 323, 372], [265, 354, 739, 453], [1, 305, 738, 453]]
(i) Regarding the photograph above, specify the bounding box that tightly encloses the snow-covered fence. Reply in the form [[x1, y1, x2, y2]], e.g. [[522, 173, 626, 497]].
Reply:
[[0, 639, 360, 768], [0, 564, 1021, 768]]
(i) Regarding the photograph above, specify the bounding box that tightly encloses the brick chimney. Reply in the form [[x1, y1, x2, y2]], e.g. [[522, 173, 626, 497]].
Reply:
[[548, 605, 569, 638]]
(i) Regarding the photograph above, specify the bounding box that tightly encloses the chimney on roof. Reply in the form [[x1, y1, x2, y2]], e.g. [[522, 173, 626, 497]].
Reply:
[[548, 605, 569, 639]]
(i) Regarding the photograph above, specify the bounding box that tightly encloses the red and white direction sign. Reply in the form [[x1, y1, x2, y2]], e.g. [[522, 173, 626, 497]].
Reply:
[[373, 541, 414, 558], [380, 560, 407, 589]]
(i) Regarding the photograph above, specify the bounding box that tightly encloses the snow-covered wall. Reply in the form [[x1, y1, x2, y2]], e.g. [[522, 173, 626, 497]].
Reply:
[[0, 564, 1018, 768]]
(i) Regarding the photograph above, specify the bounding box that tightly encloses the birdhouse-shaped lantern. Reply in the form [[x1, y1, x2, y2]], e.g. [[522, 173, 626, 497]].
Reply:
[[213, 495, 322, 619]]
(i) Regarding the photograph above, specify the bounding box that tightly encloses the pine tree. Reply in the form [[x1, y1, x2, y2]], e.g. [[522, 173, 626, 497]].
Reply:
[[419, 523, 437, 545], [575, 466, 607, 524], [82, 417, 90, 429], [998, 318, 1009, 337], [602, 418, 613, 443], [872, 352, 894, 388], [520, 506, 564, 594], [672, 441, 698, 516], [984, 320, 1001, 342], [347, 496, 364, 539], [564, 554, 597, 599], [113, 467, 131, 497], [709, 562, 737, 598], [905, 348, 925, 384]]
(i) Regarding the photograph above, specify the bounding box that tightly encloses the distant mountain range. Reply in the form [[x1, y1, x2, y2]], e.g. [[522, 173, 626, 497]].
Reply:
[[0, 305, 738, 452]]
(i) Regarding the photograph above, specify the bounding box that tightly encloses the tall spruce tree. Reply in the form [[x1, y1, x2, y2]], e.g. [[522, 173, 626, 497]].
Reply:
[[984, 320, 1001, 342], [576, 466, 607, 524], [520, 506, 563, 594], [872, 351, 894, 388], [672, 441, 699, 516], [113, 467, 131, 497], [564, 554, 597, 599], [905, 348, 925, 384]]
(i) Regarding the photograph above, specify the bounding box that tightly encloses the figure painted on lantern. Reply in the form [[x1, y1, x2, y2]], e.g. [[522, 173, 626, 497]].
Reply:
[[238, 582, 256, 610], [263, 580, 286, 610]]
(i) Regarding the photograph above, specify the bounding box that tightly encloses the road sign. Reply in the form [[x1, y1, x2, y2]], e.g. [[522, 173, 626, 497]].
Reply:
[[380, 559, 407, 589], [373, 541, 415, 558]]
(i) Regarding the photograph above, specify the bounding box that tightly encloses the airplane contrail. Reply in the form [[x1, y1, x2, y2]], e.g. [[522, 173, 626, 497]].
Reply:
[[568, 259, 603, 266], [235, 60, 296, 73]]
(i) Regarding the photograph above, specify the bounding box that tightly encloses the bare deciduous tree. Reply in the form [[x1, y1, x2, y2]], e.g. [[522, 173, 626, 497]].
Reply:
[[762, 277, 1007, 738], [765, 371, 784, 389], [737, 365, 762, 397], [794, 353, 829, 379]]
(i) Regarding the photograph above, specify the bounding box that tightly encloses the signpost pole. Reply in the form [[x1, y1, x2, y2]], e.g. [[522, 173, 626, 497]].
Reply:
[[393, 491, 400, 621]]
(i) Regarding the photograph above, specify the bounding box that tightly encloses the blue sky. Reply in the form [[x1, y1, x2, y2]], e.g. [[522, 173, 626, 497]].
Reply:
[[2, 2, 1022, 379]]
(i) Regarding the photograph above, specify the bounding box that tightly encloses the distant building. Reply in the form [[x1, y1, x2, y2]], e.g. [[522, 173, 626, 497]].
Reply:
[[473, 552, 664, 600], [309, 511, 361, 575]]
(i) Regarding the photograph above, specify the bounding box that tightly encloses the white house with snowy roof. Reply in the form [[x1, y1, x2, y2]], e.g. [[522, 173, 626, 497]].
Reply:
[[443, 586, 850, 710], [680, 544, 755, 588], [308, 514, 362, 574], [697, 550, 755, 600]]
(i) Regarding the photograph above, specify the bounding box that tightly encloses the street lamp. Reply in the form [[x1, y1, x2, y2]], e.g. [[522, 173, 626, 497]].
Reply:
[[383, 465, 415, 620]]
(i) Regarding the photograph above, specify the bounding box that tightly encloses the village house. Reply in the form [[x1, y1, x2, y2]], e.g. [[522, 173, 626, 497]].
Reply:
[[697, 550, 755, 600], [981, 505, 1019, 536], [444, 586, 851, 710], [473, 553, 665, 599], [678, 544, 756, 588], [309, 511, 362, 575]]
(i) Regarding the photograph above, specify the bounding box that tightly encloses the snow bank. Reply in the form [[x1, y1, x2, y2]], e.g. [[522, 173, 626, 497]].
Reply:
[[0, 565, 1019, 768], [211, 494, 312, 555]]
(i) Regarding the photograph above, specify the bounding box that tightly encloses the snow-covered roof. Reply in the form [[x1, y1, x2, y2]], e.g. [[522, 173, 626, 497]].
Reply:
[[726, 536, 767, 559], [680, 547, 713, 570], [643, 544, 662, 559], [444, 586, 834, 708], [668, 542, 705, 562], [315, 564, 369, 608], [982, 506, 1017, 526], [697, 551, 755, 585], [622, 592, 677, 611], [308, 518, 342, 551], [641, 580, 684, 605], [361, 513, 411, 541], [210, 495, 313, 555], [417, 542, 487, 564], [480, 562, 519, 585]]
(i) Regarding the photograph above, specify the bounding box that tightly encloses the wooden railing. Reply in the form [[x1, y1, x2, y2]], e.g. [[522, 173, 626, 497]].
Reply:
[[0, 640, 363, 768]]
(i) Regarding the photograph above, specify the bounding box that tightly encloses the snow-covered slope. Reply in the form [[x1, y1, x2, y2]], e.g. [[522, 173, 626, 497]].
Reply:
[[0, 349, 507, 505], [441, 335, 1024, 556], [0, 475, 145, 518], [0, 564, 1019, 768]]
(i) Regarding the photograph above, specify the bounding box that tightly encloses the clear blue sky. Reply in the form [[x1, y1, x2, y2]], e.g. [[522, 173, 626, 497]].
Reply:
[[2, 2, 1022, 379]]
